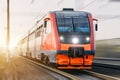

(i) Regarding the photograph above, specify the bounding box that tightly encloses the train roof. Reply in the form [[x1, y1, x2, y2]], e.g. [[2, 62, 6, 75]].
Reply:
[[49, 8, 91, 15]]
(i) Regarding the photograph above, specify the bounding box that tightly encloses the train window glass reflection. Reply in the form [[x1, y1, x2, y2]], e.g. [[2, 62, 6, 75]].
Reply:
[[73, 16, 90, 33], [56, 12, 90, 33], [58, 16, 73, 32], [56, 15, 73, 32]]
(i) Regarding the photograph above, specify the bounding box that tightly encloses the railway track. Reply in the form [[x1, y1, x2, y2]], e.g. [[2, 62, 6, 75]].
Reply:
[[63, 69, 119, 80], [94, 58, 120, 67], [83, 70, 119, 80], [90, 62, 120, 79], [21, 56, 81, 80], [20, 56, 119, 80]]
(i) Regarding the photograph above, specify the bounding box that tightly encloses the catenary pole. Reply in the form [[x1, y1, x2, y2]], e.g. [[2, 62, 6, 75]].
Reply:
[[6, 0, 10, 62]]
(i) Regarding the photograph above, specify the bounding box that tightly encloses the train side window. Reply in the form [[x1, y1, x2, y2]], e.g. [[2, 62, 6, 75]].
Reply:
[[45, 20, 52, 34]]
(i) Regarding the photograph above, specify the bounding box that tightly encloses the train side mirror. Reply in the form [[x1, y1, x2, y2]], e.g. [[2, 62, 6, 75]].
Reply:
[[93, 18, 98, 31], [95, 24, 98, 31]]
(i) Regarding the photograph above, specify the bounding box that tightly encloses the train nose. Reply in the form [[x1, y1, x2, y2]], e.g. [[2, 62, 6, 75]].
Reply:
[[56, 46, 94, 69]]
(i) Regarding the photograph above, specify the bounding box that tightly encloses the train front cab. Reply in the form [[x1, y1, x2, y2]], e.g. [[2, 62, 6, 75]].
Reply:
[[54, 9, 98, 69]]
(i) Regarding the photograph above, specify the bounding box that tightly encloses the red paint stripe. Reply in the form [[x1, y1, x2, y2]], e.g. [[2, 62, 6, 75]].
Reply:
[[88, 14, 94, 50]]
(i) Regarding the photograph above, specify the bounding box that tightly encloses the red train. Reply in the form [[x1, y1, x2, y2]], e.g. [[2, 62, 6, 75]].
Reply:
[[18, 8, 98, 69]]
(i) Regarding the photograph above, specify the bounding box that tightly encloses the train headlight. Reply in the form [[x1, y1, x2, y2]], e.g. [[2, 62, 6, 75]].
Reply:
[[60, 36, 64, 41], [86, 37, 90, 42], [72, 37, 79, 44]]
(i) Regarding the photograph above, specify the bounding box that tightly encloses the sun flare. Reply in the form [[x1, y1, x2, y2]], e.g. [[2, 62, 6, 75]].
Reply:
[[9, 43, 16, 51]]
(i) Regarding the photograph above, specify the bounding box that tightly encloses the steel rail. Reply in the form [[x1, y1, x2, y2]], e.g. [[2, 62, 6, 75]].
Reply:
[[93, 62, 120, 70], [84, 70, 120, 80]]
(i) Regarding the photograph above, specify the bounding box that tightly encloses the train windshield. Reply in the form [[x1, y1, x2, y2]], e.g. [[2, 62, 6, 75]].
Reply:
[[55, 11, 90, 33], [55, 11, 90, 44]]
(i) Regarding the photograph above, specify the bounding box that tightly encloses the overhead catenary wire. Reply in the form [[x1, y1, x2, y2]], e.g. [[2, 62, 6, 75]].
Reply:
[[57, 0, 64, 5], [80, 0, 120, 21], [81, 0, 97, 10]]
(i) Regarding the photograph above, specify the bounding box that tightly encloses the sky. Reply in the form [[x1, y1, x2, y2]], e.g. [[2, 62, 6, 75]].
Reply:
[[0, 0, 120, 49], [82, 0, 120, 40]]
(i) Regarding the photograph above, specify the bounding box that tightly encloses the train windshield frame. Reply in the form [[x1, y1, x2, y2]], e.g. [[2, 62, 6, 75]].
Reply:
[[55, 11, 90, 33]]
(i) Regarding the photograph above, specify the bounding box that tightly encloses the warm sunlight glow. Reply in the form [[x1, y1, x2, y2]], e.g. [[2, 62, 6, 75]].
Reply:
[[1, 43, 6, 49], [10, 43, 16, 51]]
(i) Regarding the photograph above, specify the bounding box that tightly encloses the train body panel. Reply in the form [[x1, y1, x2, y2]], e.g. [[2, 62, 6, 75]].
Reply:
[[35, 35, 41, 59], [29, 32, 36, 58], [18, 8, 98, 69], [21, 38, 27, 56]]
